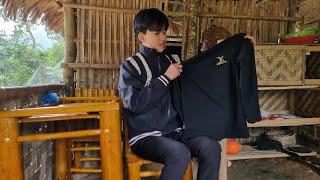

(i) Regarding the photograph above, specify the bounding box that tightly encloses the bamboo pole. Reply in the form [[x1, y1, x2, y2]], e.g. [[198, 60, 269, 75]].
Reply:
[[219, 139, 227, 180], [19, 114, 98, 123], [0, 117, 22, 180], [55, 121, 68, 180], [0, 103, 119, 118], [100, 110, 122, 180], [18, 129, 101, 142], [70, 168, 102, 173], [88, 0, 93, 88], [70, 146, 100, 151], [55, 143, 68, 179], [63, 0, 77, 95], [80, 157, 101, 161], [79, 0, 85, 88]]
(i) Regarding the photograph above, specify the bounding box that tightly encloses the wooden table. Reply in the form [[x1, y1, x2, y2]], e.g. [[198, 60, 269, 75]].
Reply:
[[0, 103, 122, 180]]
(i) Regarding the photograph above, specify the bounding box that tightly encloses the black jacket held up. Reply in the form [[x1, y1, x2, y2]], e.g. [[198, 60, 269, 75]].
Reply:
[[172, 33, 262, 140]]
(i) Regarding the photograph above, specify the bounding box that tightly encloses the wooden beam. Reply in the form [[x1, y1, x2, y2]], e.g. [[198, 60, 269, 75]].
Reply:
[[63, 0, 77, 95], [61, 63, 120, 69], [248, 118, 320, 127], [70, 146, 100, 151], [0, 84, 64, 101], [19, 113, 99, 123], [0, 102, 119, 118], [18, 129, 101, 142], [70, 168, 102, 173], [0, 117, 23, 180], [63, 3, 298, 21], [199, 13, 298, 22]]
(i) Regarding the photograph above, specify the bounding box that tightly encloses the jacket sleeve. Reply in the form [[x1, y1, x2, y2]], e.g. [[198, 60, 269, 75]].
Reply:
[[118, 59, 170, 113], [238, 39, 262, 123]]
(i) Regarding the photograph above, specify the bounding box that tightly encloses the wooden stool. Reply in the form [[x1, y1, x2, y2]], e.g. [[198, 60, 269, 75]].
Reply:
[[126, 151, 193, 180], [124, 122, 193, 180]]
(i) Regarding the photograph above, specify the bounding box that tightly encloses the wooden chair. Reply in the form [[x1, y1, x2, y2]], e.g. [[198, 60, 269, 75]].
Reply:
[[124, 122, 193, 180], [63, 88, 193, 180], [59, 88, 121, 178]]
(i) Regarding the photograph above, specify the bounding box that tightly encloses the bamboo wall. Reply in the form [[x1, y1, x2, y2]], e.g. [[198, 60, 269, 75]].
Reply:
[[63, 0, 166, 89], [199, 0, 292, 44], [62, 0, 298, 89], [298, 0, 320, 29]]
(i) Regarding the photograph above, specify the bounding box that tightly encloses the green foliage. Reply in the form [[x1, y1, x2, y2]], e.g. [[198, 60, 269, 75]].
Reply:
[[0, 7, 65, 87]]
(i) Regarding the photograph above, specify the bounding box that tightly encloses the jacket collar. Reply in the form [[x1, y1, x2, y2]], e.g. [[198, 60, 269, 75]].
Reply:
[[139, 44, 167, 58]]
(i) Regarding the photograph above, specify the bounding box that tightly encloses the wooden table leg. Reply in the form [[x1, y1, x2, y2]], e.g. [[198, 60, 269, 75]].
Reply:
[[219, 139, 227, 180], [55, 139, 68, 180], [55, 122, 68, 180], [100, 110, 123, 180], [0, 117, 23, 180]]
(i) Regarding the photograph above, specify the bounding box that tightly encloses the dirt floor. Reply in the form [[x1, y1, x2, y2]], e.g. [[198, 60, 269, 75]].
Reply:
[[71, 157, 320, 180], [139, 157, 320, 180], [228, 158, 320, 180]]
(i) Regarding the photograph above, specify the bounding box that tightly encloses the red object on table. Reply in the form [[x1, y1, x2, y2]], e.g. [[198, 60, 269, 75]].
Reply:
[[282, 35, 317, 44]]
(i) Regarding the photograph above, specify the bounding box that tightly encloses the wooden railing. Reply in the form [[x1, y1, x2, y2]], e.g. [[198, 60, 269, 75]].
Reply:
[[0, 84, 65, 110]]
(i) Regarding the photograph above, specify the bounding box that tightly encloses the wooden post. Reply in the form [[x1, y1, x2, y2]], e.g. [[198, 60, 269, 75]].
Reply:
[[55, 139, 68, 180], [183, 162, 193, 180], [219, 139, 227, 180], [100, 110, 123, 180], [127, 162, 141, 180], [288, 0, 297, 33], [63, 0, 77, 95], [0, 117, 23, 180], [55, 122, 68, 180]]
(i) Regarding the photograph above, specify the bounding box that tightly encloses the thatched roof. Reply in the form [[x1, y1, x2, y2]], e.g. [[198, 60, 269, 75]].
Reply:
[[1, 0, 319, 35], [2, 0, 64, 34]]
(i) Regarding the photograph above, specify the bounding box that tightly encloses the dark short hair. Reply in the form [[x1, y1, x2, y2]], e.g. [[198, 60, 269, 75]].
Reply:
[[133, 8, 169, 35]]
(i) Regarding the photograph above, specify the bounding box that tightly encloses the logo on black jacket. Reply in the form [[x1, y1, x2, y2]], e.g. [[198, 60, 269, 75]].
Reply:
[[216, 56, 228, 66]]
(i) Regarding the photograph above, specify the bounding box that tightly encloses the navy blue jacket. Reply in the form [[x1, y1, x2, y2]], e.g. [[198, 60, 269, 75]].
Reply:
[[172, 33, 262, 140], [118, 45, 183, 146]]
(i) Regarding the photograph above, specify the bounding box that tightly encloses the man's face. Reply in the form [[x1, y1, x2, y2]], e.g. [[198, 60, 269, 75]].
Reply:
[[138, 28, 167, 53]]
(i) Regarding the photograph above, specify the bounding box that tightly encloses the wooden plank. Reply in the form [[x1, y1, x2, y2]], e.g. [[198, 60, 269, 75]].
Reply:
[[19, 113, 99, 123], [62, 63, 120, 69], [18, 129, 101, 142], [258, 81, 302, 86], [305, 45, 320, 52], [80, 157, 101, 161], [258, 85, 319, 90], [254, 44, 306, 49], [228, 145, 317, 160], [248, 118, 320, 128], [304, 79, 320, 85], [70, 168, 102, 173], [0, 84, 64, 101], [0, 103, 119, 118], [61, 96, 118, 101], [70, 146, 100, 151]]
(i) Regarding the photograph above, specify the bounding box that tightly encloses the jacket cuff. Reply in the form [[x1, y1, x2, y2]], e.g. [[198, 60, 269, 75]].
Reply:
[[158, 74, 170, 87]]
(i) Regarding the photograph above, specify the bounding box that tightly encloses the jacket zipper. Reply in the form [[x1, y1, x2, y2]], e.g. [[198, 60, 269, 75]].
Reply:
[[157, 55, 161, 72], [158, 55, 171, 122]]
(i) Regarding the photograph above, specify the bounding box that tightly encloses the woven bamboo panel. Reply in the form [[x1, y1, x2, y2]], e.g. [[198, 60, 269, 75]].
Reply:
[[294, 89, 320, 117], [259, 90, 289, 112], [306, 52, 320, 79], [255, 45, 305, 86]]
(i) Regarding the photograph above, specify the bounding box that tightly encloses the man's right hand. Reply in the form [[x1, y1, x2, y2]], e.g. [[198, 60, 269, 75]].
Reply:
[[164, 63, 183, 80]]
